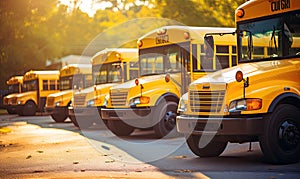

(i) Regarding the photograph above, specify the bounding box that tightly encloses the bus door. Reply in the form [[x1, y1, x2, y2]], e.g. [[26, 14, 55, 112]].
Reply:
[[179, 43, 191, 94]]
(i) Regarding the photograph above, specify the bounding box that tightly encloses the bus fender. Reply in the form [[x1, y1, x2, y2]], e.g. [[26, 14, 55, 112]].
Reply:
[[268, 92, 300, 113], [155, 93, 179, 106]]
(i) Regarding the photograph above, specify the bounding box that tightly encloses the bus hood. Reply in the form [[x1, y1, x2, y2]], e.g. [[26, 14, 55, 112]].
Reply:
[[3, 93, 19, 99], [110, 74, 173, 90], [74, 83, 117, 96], [191, 59, 300, 85], [15, 91, 36, 98], [74, 86, 94, 95], [95, 83, 118, 91], [47, 89, 73, 98]]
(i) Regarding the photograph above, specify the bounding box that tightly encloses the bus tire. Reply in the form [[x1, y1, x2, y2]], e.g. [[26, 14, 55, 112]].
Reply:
[[51, 113, 67, 123], [21, 101, 36, 116], [7, 108, 16, 114], [186, 134, 227, 157], [153, 101, 178, 138], [259, 104, 300, 164], [107, 120, 134, 136]]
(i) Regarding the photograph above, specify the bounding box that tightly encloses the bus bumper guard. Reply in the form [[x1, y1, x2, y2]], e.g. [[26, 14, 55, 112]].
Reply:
[[176, 115, 264, 136]]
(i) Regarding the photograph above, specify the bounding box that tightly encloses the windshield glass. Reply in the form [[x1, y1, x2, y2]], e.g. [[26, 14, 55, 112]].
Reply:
[[8, 84, 20, 93], [238, 11, 300, 62], [60, 74, 93, 90], [23, 80, 37, 92], [93, 63, 122, 85], [60, 76, 73, 90], [139, 44, 182, 76]]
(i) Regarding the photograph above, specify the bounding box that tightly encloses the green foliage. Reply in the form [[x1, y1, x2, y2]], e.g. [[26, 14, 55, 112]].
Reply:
[[0, 0, 246, 89]]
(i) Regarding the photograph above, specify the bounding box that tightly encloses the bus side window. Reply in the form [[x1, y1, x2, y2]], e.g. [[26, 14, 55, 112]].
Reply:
[[50, 80, 56, 90], [216, 45, 229, 70], [57, 80, 60, 90], [43, 80, 48, 90]]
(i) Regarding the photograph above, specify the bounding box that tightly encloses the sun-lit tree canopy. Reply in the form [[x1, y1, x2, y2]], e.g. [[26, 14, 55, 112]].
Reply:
[[0, 0, 246, 89]]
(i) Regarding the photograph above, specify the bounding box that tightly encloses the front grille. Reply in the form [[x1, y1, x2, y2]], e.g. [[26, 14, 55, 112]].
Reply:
[[3, 98, 8, 105], [11, 97, 17, 105], [47, 97, 55, 106], [190, 90, 225, 112], [73, 95, 86, 106], [110, 91, 128, 106]]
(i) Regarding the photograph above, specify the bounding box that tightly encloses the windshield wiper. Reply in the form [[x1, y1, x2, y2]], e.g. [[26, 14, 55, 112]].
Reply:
[[246, 31, 253, 60], [270, 26, 278, 57]]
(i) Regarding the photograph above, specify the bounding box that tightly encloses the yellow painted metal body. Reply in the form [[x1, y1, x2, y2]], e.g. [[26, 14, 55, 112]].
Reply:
[[73, 48, 138, 109], [106, 26, 237, 110], [3, 76, 23, 106], [179, 0, 300, 117], [9, 70, 60, 113], [45, 64, 92, 109]]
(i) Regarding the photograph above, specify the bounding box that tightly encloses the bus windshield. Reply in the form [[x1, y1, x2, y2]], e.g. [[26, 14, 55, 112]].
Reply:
[[139, 44, 183, 76], [238, 11, 300, 62], [8, 84, 20, 93], [23, 80, 37, 92], [60, 76, 73, 90], [93, 63, 122, 84], [60, 74, 92, 90]]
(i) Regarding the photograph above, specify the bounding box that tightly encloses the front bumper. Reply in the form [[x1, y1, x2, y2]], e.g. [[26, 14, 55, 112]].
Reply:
[[68, 106, 104, 127], [68, 106, 102, 120], [176, 115, 264, 136], [101, 107, 154, 121], [14, 105, 24, 114], [4, 105, 18, 114], [44, 107, 54, 114], [100, 107, 158, 129]]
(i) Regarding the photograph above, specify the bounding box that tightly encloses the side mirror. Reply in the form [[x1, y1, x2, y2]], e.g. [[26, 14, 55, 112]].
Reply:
[[204, 35, 214, 59]]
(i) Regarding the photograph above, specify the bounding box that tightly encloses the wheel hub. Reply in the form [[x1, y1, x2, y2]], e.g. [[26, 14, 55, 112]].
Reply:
[[164, 111, 176, 130], [279, 120, 300, 151]]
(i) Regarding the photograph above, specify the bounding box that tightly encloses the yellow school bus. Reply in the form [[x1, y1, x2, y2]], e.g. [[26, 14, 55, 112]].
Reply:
[[10, 70, 60, 116], [2, 76, 23, 114], [45, 64, 93, 122], [176, 0, 300, 164], [68, 48, 138, 128], [101, 26, 237, 137]]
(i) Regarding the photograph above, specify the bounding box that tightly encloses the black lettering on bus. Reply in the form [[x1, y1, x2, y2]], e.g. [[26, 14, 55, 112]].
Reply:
[[281, 0, 290, 10], [156, 35, 169, 44], [271, 0, 290, 12]]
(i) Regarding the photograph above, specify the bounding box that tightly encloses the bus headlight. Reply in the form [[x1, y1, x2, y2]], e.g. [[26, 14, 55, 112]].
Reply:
[[177, 93, 188, 114], [55, 101, 61, 106], [17, 100, 23, 105], [130, 96, 150, 107], [229, 98, 262, 112], [103, 95, 109, 107], [86, 99, 95, 107]]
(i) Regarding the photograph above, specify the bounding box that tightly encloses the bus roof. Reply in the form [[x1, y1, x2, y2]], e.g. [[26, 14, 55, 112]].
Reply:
[[6, 76, 23, 85], [91, 48, 138, 65], [236, 0, 300, 22], [23, 70, 60, 81], [138, 26, 236, 49], [60, 64, 92, 77]]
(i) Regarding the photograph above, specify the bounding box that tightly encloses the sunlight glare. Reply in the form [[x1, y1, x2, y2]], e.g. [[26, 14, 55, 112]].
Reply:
[[59, 0, 112, 17]]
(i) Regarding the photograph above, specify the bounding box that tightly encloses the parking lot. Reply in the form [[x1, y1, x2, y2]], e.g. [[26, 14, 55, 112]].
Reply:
[[1, 114, 300, 178]]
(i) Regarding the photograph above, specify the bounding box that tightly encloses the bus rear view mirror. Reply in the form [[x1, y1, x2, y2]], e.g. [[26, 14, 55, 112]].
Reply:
[[204, 35, 214, 59]]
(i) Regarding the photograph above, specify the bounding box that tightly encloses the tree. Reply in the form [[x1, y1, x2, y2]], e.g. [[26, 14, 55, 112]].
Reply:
[[0, 0, 247, 89], [0, 0, 59, 89]]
